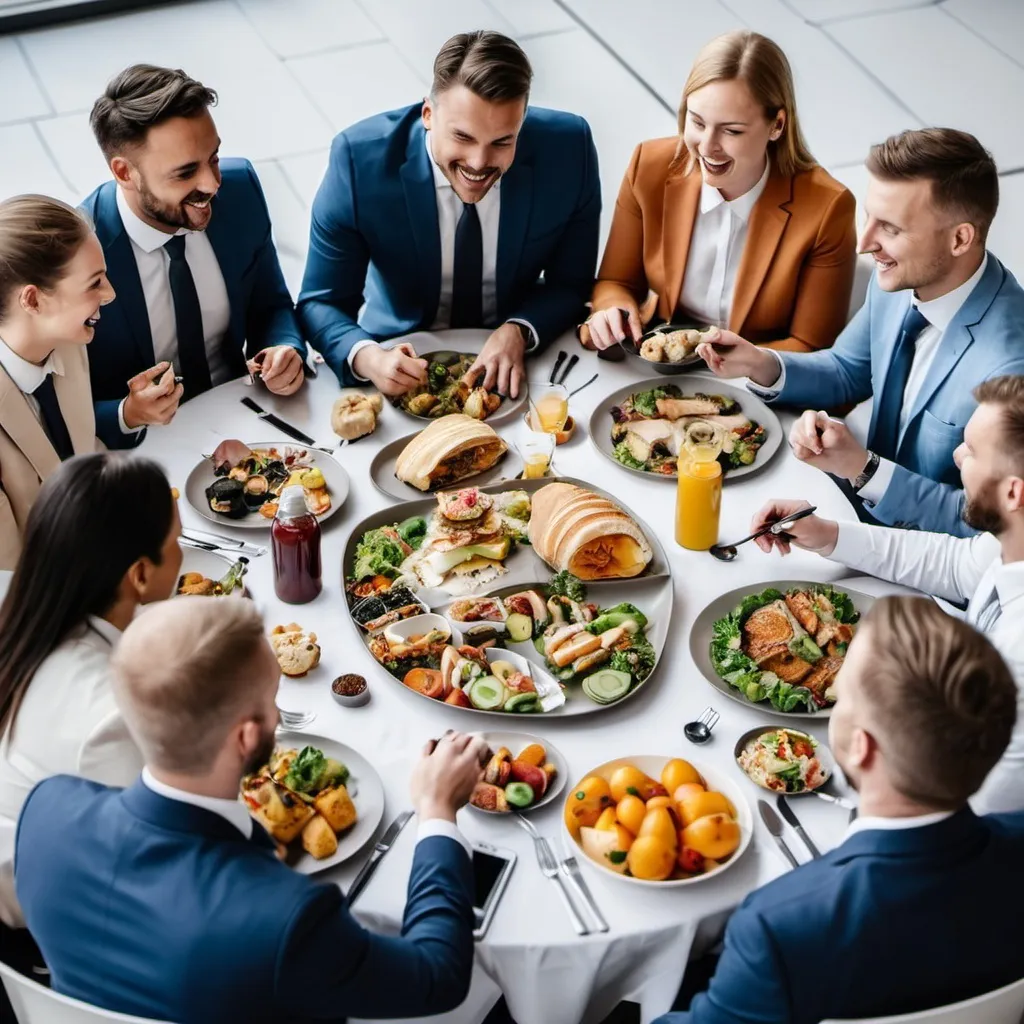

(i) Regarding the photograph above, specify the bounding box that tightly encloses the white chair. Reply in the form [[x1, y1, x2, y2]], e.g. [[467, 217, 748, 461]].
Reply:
[[0, 961, 173, 1024], [820, 974, 1024, 1024]]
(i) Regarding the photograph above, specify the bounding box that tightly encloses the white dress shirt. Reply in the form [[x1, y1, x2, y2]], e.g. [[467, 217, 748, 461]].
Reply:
[[678, 159, 769, 327], [0, 616, 142, 927], [0, 334, 65, 426], [845, 810, 953, 841], [116, 187, 232, 404], [829, 521, 1024, 813], [749, 254, 989, 504]]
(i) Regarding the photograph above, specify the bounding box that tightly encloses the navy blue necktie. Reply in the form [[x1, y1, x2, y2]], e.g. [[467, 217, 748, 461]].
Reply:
[[450, 201, 483, 328], [32, 374, 74, 460], [164, 235, 212, 398], [871, 304, 930, 462]]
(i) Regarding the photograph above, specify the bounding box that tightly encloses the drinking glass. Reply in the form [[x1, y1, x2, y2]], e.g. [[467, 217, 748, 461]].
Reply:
[[527, 383, 569, 434], [517, 430, 556, 480]]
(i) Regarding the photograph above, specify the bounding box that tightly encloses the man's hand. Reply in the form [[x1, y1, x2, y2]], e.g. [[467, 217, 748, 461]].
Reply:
[[410, 731, 490, 823], [122, 362, 183, 428], [585, 307, 641, 350], [353, 342, 428, 397], [466, 322, 526, 399], [790, 410, 871, 482], [696, 327, 781, 386], [749, 499, 840, 557], [254, 345, 304, 396]]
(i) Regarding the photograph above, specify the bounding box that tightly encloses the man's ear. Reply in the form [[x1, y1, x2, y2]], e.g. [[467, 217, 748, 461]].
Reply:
[[111, 155, 135, 189], [421, 97, 433, 131], [849, 726, 876, 772], [950, 221, 976, 258], [1006, 475, 1024, 514]]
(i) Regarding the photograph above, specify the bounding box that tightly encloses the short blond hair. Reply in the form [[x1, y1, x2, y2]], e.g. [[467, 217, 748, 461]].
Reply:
[[111, 597, 270, 773], [675, 31, 815, 177], [859, 597, 1016, 808]]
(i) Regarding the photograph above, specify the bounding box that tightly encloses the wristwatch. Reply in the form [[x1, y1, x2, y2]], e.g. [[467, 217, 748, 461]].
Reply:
[[851, 451, 880, 493]]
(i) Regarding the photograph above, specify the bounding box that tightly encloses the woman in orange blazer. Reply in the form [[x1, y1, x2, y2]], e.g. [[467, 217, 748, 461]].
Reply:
[[583, 31, 856, 355]]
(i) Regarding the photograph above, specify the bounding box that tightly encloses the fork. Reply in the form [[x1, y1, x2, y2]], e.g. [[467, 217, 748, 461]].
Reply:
[[514, 813, 589, 935], [277, 709, 317, 731]]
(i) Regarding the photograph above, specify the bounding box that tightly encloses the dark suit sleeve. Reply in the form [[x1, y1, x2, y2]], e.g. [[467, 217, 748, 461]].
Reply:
[[505, 117, 601, 347], [297, 133, 373, 386], [241, 163, 306, 359], [278, 835, 474, 1019], [95, 399, 146, 450], [653, 904, 791, 1024]]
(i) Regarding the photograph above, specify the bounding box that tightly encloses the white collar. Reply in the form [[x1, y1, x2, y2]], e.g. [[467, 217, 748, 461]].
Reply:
[[845, 809, 953, 841], [141, 766, 253, 837], [993, 556, 1024, 609], [699, 157, 770, 219], [0, 334, 65, 395], [116, 186, 188, 254], [84, 615, 122, 647], [912, 252, 989, 332], [424, 128, 502, 196]]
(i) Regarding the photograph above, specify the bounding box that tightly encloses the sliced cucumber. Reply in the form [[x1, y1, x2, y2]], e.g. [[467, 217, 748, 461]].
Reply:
[[505, 692, 539, 713], [505, 781, 535, 807], [506, 613, 533, 643], [468, 675, 507, 711], [534, 635, 548, 657], [582, 668, 632, 705]]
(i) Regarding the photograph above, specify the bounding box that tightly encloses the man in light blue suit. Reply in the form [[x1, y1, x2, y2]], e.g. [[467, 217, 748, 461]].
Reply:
[[658, 596, 1024, 1024], [700, 128, 1024, 536], [298, 31, 600, 399], [15, 598, 488, 1023], [82, 65, 308, 450]]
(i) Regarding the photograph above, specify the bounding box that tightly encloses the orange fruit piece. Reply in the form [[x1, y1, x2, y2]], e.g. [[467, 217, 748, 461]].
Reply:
[[627, 836, 676, 880], [661, 758, 702, 794], [681, 812, 741, 860]]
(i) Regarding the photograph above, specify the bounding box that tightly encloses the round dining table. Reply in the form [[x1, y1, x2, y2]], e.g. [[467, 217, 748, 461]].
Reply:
[[140, 329, 896, 1024]]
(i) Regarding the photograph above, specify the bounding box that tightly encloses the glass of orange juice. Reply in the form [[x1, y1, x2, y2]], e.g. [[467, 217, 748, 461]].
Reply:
[[675, 421, 724, 551], [527, 383, 569, 434], [517, 430, 555, 480]]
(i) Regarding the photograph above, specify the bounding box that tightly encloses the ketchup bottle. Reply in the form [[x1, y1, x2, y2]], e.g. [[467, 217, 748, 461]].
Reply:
[[272, 485, 322, 604]]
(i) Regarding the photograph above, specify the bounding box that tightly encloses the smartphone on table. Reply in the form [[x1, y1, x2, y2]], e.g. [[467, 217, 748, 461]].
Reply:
[[472, 841, 516, 940]]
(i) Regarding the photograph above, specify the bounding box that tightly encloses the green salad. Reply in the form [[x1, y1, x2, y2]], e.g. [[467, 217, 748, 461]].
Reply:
[[351, 516, 427, 581]]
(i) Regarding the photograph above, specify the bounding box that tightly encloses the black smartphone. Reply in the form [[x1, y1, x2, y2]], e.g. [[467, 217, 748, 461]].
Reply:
[[471, 842, 516, 940]]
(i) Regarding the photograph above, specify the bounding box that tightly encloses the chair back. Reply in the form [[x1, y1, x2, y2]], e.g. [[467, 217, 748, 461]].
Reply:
[[0, 961, 174, 1024], [820, 975, 1024, 1024]]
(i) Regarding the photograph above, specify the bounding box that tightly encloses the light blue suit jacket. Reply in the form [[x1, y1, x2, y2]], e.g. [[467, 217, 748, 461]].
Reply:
[[773, 254, 1024, 536]]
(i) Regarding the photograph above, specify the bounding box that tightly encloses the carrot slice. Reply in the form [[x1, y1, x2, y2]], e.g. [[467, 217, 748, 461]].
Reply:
[[403, 668, 444, 700]]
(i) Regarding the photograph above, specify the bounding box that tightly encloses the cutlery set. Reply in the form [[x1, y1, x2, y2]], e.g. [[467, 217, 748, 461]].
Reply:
[[547, 351, 581, 387], [758, 795, 826, 868]]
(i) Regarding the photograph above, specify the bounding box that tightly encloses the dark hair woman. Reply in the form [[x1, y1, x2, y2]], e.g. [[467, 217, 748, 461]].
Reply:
[[0, 452, 181, 930]]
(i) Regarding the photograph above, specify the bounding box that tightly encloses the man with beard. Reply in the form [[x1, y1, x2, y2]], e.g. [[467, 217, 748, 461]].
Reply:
[[81, 65, 307, 449], [697, 128, 1024, 536], [746, 375, 1024, 812], [656, 596, 1024, 1024], [299, 30, 600, 399], [13, 597, 489, 1021]]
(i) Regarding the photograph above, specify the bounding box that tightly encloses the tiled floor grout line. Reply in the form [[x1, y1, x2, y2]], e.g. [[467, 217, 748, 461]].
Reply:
[[801, 0, 943, 29], [350, 0, 432, 95], [30, 119, 77, 195], [0, 109, 88, 129], [14, 35, 57, 117], [939, 4, 1024, 73]]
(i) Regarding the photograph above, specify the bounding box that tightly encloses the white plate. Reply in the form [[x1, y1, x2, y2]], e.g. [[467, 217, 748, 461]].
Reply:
[[733, 726, 838, 796], [269, 732, 385, 874], [565, 755, 753, 887], [184, 442, 350, 531], [469, 730, 568, 814], [176, 547, 248, 598]]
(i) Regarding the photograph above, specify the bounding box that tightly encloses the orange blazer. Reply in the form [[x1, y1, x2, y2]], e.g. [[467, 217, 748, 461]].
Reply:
[[591, 138, 857, 352]]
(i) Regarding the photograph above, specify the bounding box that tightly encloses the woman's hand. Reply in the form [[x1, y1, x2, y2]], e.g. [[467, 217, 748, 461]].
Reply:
[[584, 307, 642, 350]]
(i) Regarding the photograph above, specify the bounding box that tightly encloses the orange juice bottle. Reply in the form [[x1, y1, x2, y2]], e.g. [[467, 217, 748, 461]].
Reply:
[[675, 422, 724, 551]]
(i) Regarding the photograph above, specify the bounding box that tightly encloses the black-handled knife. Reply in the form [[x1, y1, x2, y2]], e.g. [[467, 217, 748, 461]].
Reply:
[[776, 795, 821, 859], [555, 353, 579, 386], [548, 351, 567, 385], [346, 809, 414, 907], [240, 397, 317, 447], [758, 800, 799, 869]]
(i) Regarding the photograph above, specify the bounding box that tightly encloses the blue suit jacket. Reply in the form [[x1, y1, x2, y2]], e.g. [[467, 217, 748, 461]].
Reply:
[[15, 777, 474, 1024], [298, 104, 601, 384], [771, 254, 1024, 536], [658, 809, 1024, 1024], [81, 159, 306, 450]]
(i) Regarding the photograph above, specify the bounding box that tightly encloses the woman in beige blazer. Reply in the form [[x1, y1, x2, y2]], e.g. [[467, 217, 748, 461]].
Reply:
[[0, 194, 115, 569]]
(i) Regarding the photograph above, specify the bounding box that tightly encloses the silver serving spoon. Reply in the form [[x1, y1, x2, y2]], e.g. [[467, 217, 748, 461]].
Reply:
[[709, 505, 818, 562]]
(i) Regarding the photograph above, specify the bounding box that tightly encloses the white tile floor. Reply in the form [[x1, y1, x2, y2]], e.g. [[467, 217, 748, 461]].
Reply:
[[1, 0, 1022, 289]]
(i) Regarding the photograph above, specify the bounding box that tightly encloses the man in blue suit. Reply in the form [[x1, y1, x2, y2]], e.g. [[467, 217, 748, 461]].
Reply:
[[298, 31, 600, 399], [658, 595, 1024, 1024], [82, 65, 308, 450], [15, 598, 488, 1023], [699, 128, 1024, 536]]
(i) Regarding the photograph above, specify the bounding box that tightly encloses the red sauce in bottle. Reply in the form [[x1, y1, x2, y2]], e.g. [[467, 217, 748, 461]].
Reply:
[[272, 486, 322, 604]]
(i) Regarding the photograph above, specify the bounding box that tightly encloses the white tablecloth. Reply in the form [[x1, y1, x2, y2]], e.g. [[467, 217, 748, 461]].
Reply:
[[139, 330, 877, 1024]]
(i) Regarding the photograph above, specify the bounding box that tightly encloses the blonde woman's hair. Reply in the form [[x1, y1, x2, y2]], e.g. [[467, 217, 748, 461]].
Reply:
[[674, 31, 815, 177]]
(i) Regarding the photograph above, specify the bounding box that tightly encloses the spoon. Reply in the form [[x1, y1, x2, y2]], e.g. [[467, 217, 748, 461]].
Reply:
[[709, 506, 818, 562], [684, 706, 720, 744]]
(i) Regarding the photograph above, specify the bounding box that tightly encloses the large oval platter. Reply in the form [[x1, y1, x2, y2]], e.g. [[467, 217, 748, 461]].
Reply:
[[589, 374, 782, 482], [368, 429, 523, 502], [184, 441, 350, 531], [689, 579, 876, 720], [342, 476, 673, 719]]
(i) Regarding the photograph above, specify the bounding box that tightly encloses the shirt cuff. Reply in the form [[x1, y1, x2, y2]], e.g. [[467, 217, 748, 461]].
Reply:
[[118, 398, 146, 435], [828, 520, 880, 566], [346, 338, 378, 383], [505, 318, 539, 353], [746, 352, 785, 400], [417, 818, 472, 858], [858, 456, 897, 507]]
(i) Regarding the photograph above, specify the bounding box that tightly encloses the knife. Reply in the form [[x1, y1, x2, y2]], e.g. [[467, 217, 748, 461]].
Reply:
[[240, 397, 317, 447], [555, 353, 579, 386], [776, 795, 821, 859], [558, 834, 609, 933], [758, 800, 799, 869], [811, 789, 856, 811], [548, 351, 567, 385], [346, 809, 414, 907]]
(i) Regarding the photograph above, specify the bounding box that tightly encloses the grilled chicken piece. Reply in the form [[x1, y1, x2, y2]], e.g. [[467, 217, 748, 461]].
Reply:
[[471, 782, 509, 813], [785, 592, 819, 635], [742, 602, 796, 663], [625, 419, 673, 444], [802, 656, 845, 704], [758, 650, 814, 685], [656, 396, 723, 419], [572, 648, 611, 674]]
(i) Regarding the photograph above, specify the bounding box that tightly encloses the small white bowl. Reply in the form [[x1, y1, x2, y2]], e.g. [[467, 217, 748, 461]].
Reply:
[[383, 613, 451, 646], [469, 730, 568, 815]]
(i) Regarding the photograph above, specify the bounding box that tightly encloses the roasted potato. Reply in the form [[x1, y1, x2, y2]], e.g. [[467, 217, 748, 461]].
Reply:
[[301, 814, 339, 860], [249, 780, 315, 844], [314, 784, 357, 833]]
